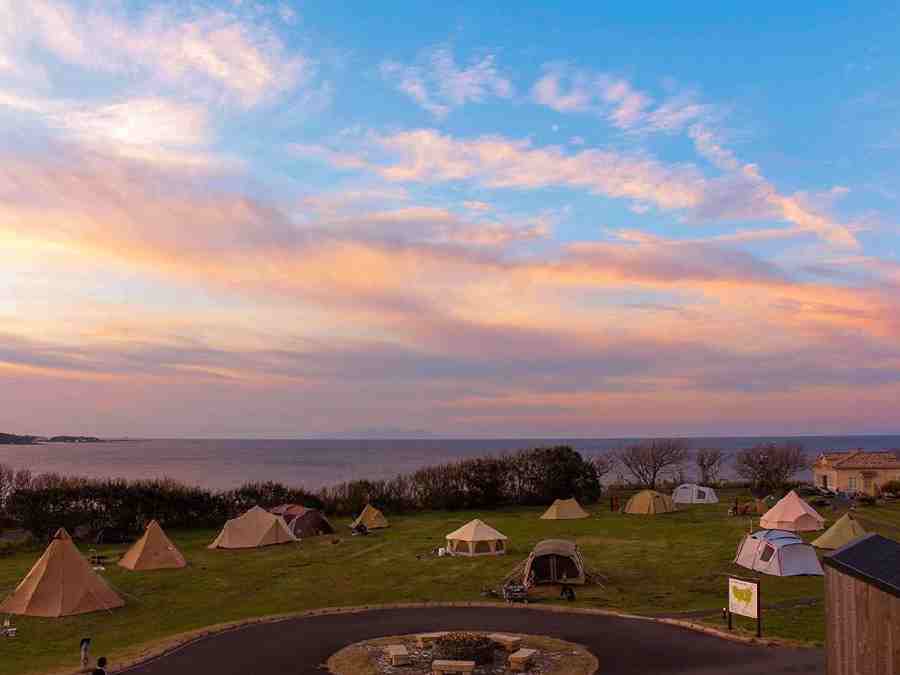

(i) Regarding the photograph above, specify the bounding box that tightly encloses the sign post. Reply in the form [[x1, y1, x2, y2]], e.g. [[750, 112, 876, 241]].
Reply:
[[728, 576, 761, 638]]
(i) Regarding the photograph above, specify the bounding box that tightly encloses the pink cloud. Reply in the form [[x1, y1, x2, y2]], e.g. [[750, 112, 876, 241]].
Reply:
[[381, 46, 513, 119], [3, 1, 308, 107]]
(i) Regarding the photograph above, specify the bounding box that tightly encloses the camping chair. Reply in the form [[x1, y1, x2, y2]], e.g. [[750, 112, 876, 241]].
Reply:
[[2, 617, 16, 638]]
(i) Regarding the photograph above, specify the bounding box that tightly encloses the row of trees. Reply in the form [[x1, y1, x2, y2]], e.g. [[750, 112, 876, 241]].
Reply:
[[0, 446, 601, 540], [593, 440, 808, 495], [318, 446, 601, 515]]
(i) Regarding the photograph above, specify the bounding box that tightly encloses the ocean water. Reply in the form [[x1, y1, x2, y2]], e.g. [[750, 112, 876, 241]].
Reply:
[[1, 435, 898, 491]]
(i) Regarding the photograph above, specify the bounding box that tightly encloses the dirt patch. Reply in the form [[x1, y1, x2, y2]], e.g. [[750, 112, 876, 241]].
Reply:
[[327, 632, 597, 675]]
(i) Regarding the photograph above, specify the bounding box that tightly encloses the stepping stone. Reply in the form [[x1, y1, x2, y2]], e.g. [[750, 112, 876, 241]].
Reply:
[[431, 659, 475, 674], [488, 632, 522, 651], [385, 644, 410, 666], [509, 647, 538, 672]]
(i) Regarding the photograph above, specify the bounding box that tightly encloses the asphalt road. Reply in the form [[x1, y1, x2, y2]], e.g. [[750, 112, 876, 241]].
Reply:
[[122, 606, 824, 675]]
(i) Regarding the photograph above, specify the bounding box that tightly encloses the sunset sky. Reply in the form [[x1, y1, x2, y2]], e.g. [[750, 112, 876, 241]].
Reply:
[[2, 1, 899, 437]]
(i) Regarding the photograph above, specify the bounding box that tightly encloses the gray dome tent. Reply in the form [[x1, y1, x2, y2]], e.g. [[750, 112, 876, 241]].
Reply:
[[522, 539, 586, 585]]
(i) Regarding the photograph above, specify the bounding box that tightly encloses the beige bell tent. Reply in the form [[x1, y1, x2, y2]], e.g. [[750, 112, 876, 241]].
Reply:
[[540, 498, 589, 520], [445, 519, 508, 556], [623, 490, 677, 515], [0, 528, 125, 617], [812, 513, 867, 550], [119, 520, 187, 571], [208, 506, 296, 549], [350, 504, 389, 530], [759, 490, 824, 532], [522, 540, 586, 585]]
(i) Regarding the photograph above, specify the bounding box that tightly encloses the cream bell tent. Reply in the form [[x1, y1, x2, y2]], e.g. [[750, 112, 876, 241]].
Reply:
[[445, 519, 508, 556], [350, 504, 389, 530], [734, 529, 823, 576], [208, 506, 296, 550], [760, 490, 825, 532], [812, 513, 867, 550], [624, 490, 678, 515], [522, 540, 586, 585], [540, 498, 589, 520], [0, 528, 125, 617], [119, 520, 187, 571], [672, 483, 719, 505]]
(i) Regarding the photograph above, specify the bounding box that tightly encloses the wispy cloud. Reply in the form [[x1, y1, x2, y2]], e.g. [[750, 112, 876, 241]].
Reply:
[[302, 128, 858, 247], [532, 64, 707, 133], [0, 91, 229, 169], [381, 46, 513, 119], [0, 0, 309, 107]]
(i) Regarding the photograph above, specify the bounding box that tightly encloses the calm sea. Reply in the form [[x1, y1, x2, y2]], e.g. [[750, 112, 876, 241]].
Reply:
[[1, 436, 898, 491]]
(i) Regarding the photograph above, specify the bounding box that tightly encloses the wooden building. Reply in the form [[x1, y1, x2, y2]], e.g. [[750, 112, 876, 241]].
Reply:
[[824, 534, 900, 675]]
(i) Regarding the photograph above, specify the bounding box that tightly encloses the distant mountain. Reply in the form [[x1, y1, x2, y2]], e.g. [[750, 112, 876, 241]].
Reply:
[[0, 432, 37, 445]]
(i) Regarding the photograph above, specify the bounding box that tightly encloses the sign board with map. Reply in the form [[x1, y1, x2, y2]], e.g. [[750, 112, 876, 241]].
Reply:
[[728, 576, 761, 636]]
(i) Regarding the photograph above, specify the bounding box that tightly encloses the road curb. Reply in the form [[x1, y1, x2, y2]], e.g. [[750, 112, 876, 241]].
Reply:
[[110, 601, 807, 674]]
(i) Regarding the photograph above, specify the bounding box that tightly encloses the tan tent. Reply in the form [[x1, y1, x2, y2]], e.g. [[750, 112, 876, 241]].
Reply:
[[522, 539, 587, 585], [445, 519, 508, 556], [540, 498, 589, 520], [0, 528, 125, 617], [119, 520, 187, 571], [812, 513, 867, 550], [760, 490, 824, 532], [350, 504, 388, 530], [623, 490, 677, 515], [208, 506, 296, 549]]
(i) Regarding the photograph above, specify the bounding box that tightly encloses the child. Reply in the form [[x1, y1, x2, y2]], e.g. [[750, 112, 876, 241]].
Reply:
[[92, 656, 108, 675]]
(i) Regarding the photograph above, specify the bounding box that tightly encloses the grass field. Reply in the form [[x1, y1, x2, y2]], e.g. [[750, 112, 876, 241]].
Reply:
[[1, 490, 899, 675]]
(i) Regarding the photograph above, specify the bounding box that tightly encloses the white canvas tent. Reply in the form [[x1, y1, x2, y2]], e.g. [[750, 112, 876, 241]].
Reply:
[[208, 506, 296, 550], [734, 529, 823, 577], [672, 484, 719, 505], [445, 519, 508, 556], [759, 490, 824, 532]]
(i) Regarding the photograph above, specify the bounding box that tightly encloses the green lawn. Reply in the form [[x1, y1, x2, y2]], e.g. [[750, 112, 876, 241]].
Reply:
[[1, 492, 898, 675]]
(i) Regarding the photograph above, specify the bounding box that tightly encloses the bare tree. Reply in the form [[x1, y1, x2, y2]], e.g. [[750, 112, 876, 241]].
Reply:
[[617, 439, 689, 489], [734, 442, 807, 494], [0, 463, 12, 515], [592, 453, 616, 481], [695, 448, 724, 485]]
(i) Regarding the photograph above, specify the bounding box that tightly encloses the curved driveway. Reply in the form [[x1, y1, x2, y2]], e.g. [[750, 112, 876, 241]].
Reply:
[[123, 606, 823, 675]]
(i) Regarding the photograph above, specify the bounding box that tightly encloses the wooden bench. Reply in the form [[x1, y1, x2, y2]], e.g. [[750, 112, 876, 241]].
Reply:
[[385, 644, 410, 666], [417, 631, 449, 648], [509, 648, 538, 672], [488, 632, 521, 651], [431, 659, 475, 674]]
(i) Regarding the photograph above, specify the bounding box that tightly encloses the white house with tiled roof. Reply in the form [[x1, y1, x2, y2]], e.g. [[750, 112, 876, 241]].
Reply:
[[813, 450, 900, 495]]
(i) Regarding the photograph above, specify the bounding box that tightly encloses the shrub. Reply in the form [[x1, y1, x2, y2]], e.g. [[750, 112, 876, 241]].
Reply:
[[881, 480, 900, 495]]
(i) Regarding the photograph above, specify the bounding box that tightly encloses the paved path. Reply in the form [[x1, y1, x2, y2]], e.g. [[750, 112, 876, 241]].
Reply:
[[123, 606, 824, 675]]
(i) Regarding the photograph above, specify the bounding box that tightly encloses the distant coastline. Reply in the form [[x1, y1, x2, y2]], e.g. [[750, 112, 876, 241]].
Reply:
[[3, 434, 900, 491], [0, 432, 107, 445]]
